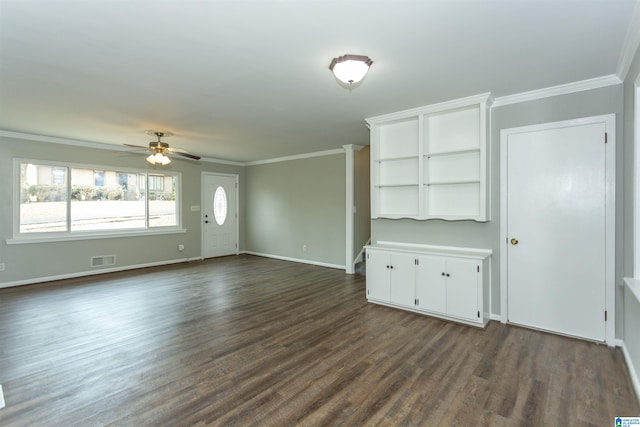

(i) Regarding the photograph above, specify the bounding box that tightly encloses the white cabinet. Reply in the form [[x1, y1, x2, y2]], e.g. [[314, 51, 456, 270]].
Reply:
[[366, 93, 491, 222], [365, 244, 491, 327]]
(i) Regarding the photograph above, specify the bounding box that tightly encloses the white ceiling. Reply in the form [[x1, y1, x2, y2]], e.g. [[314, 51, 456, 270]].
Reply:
[[0, 0, 637, 162]]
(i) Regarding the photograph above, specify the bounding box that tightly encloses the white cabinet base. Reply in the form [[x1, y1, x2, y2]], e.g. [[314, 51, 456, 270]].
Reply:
[[365, 243, 491, 328]]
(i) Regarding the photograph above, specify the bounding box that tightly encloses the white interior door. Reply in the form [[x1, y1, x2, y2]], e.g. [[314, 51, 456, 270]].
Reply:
[[203, 174, 238, 258], [506, 121, 607, 342]]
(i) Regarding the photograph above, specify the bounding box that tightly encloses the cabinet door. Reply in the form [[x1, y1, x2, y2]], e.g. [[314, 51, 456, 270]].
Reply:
[[445, 259, 480, 321], [389, 254, 416, 307], [366, 250, 391, 301], [415, 256, 447, 313]]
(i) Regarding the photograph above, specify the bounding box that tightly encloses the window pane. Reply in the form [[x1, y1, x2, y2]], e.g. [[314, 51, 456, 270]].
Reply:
[[70, 169, 145, 231], [149, 174, 177, 227], [20, 163, 69, 233], [213, 186, 228, 226]]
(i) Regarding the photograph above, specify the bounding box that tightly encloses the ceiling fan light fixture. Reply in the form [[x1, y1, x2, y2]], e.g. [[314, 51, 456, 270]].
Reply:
[[146, 151, 171, 165], [329, 54, 373, 85]]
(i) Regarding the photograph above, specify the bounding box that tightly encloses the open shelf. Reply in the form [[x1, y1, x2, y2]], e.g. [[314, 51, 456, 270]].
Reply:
[[367, 93, 490, 221]]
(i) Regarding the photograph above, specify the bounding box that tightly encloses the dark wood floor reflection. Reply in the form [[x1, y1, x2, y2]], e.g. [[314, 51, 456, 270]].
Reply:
[[0, 255, 637, 426]]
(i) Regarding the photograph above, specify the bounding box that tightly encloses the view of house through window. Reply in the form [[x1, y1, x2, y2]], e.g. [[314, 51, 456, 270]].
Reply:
[[19, 162, 179, 234]]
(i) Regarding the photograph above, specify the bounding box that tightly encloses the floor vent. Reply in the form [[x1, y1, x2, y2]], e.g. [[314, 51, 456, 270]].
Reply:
[[0, 384, 5, 409], [91, 255, 116, 267]]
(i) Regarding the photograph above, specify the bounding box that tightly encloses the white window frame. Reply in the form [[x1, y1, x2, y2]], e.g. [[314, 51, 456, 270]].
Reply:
[[8, 158, 185, 244], [635, 76, 640, 279]]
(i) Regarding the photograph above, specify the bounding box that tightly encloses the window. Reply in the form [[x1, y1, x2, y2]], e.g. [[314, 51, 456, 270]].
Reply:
[[17, 161, 180, 237], [213, 186, 228, 225]]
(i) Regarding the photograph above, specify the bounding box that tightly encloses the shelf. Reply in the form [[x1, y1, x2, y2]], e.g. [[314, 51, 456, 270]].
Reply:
[[425, 180, 480, 186], [424, 148, 479, 158], [376, 155, 419, 162], [376, 184, 419, 188]]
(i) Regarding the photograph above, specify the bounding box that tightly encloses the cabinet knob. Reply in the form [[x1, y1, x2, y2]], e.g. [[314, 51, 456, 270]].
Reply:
[[510, 238, 519, 245], [441, 272, 445, 276], [446, 273, 450, 277]]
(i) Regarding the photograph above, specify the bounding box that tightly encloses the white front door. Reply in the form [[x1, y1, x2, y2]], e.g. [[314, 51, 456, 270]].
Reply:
[[504, 118, 612, 342], [202, 173, 238, 258]]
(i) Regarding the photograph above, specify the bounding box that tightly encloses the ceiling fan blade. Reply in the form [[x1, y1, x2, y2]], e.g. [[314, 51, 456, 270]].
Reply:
[[171, 151, 201, 160], [124, 143, 150, 150]]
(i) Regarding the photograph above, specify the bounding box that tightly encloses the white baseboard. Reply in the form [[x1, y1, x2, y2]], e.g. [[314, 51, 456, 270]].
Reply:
[[621, 340, 640, 404], [0, 256, 203, 289], [490, 313, 503, 322], [241, 251, 345, 270]]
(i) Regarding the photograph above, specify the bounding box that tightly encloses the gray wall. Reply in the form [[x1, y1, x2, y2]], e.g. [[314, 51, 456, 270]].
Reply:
[[371, 84, 625, 322], [245, 153, 346, 267], [0, 136, 245, 285]]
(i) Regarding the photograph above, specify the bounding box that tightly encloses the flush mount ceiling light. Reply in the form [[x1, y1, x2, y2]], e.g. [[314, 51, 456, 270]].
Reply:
[[329, 54, 373, 85]]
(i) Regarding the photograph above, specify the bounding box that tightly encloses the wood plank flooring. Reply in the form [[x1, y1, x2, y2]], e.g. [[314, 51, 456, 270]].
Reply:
[[0, 254, 637, 426]]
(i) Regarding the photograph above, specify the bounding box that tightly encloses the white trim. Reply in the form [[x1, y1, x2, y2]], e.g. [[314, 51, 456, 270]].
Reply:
[[353, 238, 370, 266], [617, 0, 640, 81], [0, 129, 245, 166], [492, 75, 622, 108], [201, 172, 240, 259], [197, 157, 244, 166], [343, 144, 363, 274], [241, 251, 345, 270], [0, 384, 4, 409], [366, 92, 492, 125], [6, 228, 186, 245], [635, 76, 640, 278], [0, 257, 202, 289], [500, 114, 616, 344], [244, 148, 345, 166], [621, 340, 640, 403], [0, 130, 128, 151]]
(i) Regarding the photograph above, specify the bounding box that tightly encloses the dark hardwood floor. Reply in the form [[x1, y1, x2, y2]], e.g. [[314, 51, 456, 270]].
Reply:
[[0, 255, 637, 426]]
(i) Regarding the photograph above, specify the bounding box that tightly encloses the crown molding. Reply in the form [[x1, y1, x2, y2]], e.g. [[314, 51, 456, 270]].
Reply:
[[617, 0, 640, 81], [492, 74, 622, 107], [0, 129, 127, 151], [244, 148, 345, 166]]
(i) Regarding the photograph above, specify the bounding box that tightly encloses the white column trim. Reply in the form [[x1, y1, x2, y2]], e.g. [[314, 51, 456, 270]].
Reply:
[[343, 144, 363, 274]]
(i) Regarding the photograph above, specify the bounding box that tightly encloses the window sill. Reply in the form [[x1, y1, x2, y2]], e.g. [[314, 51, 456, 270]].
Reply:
[[6, 228, 187, 245]]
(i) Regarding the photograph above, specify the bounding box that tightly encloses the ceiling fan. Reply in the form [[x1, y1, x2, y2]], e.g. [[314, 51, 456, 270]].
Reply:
[[125, 130, 201, 165]]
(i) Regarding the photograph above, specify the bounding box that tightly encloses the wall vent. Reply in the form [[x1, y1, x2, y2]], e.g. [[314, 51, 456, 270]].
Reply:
[[91, 255, 116, 267]]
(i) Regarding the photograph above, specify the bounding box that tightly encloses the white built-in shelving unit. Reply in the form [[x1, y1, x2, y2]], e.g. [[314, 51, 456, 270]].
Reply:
[[366, 93, 491, 221]]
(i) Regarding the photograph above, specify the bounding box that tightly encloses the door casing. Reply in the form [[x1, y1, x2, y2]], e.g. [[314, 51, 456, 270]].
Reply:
[[201, 172, 239, 259], [499, 114, 616, 345]]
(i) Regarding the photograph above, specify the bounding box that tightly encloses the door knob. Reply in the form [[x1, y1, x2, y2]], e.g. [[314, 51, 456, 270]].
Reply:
[[510, 238, 519, 245]]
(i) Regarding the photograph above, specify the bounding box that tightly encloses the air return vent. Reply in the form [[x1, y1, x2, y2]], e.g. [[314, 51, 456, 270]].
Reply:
[[91, 255, 116, 267]]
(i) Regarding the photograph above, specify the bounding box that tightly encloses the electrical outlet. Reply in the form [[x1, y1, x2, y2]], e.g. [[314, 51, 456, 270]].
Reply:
[[0, 263, 5, 272], [177, 244, 185, 252]]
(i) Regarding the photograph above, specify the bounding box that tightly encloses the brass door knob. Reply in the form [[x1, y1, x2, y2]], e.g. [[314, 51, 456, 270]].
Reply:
[[510, 238, 519, 245]]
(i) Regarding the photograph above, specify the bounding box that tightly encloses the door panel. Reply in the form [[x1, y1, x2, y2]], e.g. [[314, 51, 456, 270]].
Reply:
[[506, 123, 606, 341], [203, 174, 238, 258], [445, 259, 479, 321], [366, 250, 391, 301], [415, 256, 446, 314], [389, 254, 416, 307]]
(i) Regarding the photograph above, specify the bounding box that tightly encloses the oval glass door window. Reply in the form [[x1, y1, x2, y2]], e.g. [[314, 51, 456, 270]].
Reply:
[[213, 186, 228, 225]]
